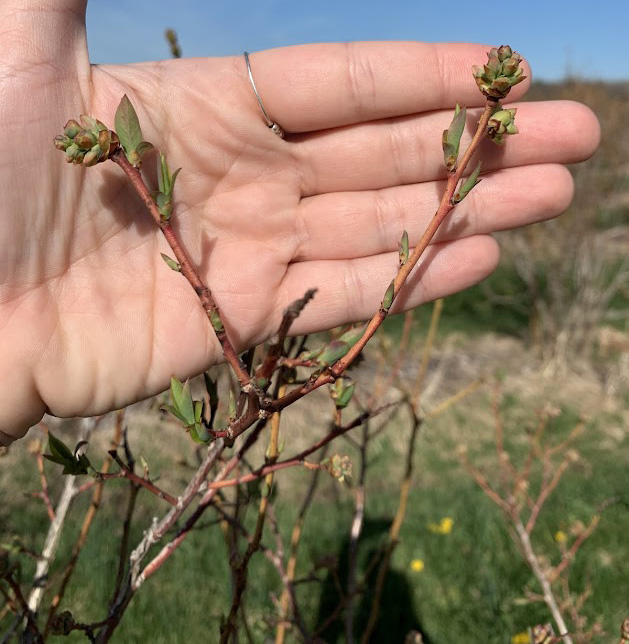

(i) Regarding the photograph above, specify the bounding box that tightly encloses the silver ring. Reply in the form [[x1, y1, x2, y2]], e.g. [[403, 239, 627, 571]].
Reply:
[[244, 51, 285, 138]]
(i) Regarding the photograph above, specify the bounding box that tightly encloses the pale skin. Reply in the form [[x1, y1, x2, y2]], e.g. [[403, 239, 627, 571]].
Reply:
[[0, 0, 600, 445]]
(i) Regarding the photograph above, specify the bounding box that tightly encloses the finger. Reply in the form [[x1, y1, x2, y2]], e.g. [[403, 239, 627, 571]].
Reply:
[[243, 42, 531, 133], [294, 164, 573, 262], [277, 235, 499, 334], [1, 0, 88, 65], [294, 100, 599, 196]]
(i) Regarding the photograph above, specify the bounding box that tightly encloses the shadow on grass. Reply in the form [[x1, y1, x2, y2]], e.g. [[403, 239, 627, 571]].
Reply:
[[315, 516, 432, 644]]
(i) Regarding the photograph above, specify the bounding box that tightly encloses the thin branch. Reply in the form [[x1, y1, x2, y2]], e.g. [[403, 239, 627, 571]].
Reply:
[[26, 418, 97, 617], [111, 149, 251, 390], [45, 412, 124, 635], [220, 383, 286, 643], [6, 577, 44, 644], [513, 515, 574, 644], [95, 465, 176, 506], [275, 446, 329, 644]]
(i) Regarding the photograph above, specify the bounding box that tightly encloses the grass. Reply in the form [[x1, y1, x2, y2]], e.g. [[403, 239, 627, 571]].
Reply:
[[1, 393, 626, 643]]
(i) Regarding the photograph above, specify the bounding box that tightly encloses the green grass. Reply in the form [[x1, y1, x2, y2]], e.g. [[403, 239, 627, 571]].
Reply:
[[1, 396, 627, 643]]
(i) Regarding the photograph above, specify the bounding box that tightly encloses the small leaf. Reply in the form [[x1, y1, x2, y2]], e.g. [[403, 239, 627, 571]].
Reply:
[[381, 280, 395, 312], [114, 95, 143, 164], [316, 340, 351, 366], [170, 167, 181, 192], [161, 403, 189, 425], [453, 161, 482, 204], [194, 400, 203, 424], [398, 230, 409, 267], [47, 432, 74, 463], [337, 325, 366, 347], [316, 327, 364, 366], [136, 141, 154, 158], [140, 455, 150, 477], [160, 253, 181, 272], [170, 377, 195, 426], [333, 379, 356, 409], [442, 104, 466, 172], [187, 423, 204, 444]]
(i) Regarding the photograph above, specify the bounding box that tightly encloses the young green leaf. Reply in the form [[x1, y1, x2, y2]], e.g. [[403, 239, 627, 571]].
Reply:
[[44, 432, 91, 475], [170, 377, 195, 426], [332, 378, 356, 409], [381, 280, 395, 312], [47, 431, 75, 463], [160, 253, 181, 272], [398, 230, 409, 267], [135, 141, 155, 159], [442, 104, 467, 172], [114, 95, 144, 165], [452, 161, 482, 204], [161, 404, 189, 425]]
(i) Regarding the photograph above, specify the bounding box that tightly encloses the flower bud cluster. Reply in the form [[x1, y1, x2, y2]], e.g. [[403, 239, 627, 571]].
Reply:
[[53, 116, 119, 166], [487, 108, 518, 144], [473, 45, 525, 99]]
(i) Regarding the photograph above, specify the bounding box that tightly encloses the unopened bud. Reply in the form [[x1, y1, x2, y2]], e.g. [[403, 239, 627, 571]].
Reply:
[[82, 149, 100, 167], [497, 45, 512, 62], [65, 143, 79, 162], [53, 135, 71, 151], [488, 108, 518, 144], [503, 55, 522, 75], [63, 119, 81, 139], [74, 130, 97, 150], [473, 46, 526, 100], [98, 129, 111, 152]]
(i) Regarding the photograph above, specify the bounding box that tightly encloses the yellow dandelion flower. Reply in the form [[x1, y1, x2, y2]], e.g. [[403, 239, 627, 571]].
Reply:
[[410, 559, 425, 573], [554, 530, 567, 543], [511, 632, 531, 644], [428, 517, 454, 534]]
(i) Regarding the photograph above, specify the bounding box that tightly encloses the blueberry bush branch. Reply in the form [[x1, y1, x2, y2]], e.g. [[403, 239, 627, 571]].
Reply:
[[35, 45, 529, 642], [52, 46, 524, 446]]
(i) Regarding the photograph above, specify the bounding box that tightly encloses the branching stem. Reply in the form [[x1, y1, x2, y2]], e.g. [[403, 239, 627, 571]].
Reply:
[[110, 149, 251, 390]]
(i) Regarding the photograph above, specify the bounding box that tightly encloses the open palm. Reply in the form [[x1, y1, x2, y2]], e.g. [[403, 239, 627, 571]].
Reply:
[[0, 0, 600, 443]]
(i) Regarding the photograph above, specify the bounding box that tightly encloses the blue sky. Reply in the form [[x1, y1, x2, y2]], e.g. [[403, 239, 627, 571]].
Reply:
[[86, 0, 626, 81]]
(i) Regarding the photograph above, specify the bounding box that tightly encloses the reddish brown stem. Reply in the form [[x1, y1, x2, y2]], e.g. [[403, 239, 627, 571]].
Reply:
[[270, 100, 496, 414], [34, 451, 55, 522], [96, 469, 176, 506], [110, 149, 251, 390]]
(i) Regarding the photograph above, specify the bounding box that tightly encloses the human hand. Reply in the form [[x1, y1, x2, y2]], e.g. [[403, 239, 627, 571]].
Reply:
[[0, 0, 600, 444]]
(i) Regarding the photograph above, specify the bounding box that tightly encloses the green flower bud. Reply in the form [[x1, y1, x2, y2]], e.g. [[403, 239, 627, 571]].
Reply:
[[53, 135, 71, 151], [98, 129, 111, 152], [488, 108, 518, 144], [82, 149, 100, 167], [473, 46, 526, 100], [74, 130, 97, 150], [63, 119, 81, 139], [503, 54, 521, 75], [497, 45, 512, 62], [55, 114, 119, 165], [65, 143, 79, 161]]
